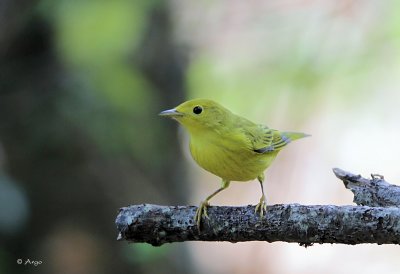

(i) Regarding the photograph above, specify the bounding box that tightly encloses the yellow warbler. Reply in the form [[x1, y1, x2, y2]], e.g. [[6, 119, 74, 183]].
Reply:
[[160, 99, 309, 227]]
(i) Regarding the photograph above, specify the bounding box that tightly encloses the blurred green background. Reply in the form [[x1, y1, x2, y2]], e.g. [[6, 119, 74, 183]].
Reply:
[[1, 1, 400, 274]]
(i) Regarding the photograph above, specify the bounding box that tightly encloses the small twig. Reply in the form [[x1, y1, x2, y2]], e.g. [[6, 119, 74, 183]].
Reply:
[[371, 173, 384, 180]]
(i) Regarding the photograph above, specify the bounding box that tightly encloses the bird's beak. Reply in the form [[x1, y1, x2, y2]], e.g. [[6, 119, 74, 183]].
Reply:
[[159, 108, 184, 118]]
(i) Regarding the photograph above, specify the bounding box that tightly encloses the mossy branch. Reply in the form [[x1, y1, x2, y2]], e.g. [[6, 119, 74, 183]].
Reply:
[[116, 169, 400, 246]]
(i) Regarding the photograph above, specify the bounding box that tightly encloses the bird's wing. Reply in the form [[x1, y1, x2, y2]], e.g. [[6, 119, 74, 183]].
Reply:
[[249, 127, 291, 154], [230, 115, 293, 154], [239, 124, 273, 153]]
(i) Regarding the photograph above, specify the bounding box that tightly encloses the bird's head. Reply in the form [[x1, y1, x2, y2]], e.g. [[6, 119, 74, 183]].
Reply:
[[159, 99, 230, 133]]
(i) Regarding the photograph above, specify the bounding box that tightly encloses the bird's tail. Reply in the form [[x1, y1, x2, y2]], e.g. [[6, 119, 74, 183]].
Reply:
[[282, 131, 310, 142]]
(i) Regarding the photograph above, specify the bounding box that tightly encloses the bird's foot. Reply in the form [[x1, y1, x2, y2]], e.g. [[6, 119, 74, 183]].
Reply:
[[255, 195, 267, 218], [195, 200, 210, 229]]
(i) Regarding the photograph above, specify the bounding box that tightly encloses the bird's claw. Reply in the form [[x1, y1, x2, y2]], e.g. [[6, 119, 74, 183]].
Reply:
[[195, 201, 210, 229], [255, 195, 267, 218]]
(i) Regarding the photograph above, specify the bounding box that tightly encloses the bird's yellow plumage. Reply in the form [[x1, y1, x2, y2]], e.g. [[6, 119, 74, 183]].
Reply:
[[160, 99, 309, 228]]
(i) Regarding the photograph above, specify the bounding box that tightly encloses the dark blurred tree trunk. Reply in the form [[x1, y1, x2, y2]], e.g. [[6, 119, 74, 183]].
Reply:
[[136, 2, 189, 203], [0, 0, 39, 56], [0, 1, 190, 274], [0, 4, 63, 274], [134, 3, 192, 273]]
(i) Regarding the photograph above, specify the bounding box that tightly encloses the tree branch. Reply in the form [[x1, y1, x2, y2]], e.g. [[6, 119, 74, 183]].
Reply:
[[333, 168, 400, 207], [116, 168, 400, 246]]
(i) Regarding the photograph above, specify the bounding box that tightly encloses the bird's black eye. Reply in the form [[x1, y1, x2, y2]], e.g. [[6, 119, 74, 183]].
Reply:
[[193, 106, 203, 114]]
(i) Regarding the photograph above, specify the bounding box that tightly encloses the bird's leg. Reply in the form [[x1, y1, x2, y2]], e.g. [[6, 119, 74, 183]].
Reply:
[[195, 179, 230, 229], [255, 174, 267, 217]]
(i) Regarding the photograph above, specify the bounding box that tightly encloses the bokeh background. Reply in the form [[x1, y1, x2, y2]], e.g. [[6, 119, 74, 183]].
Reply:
[[1, 0, 400, 273]]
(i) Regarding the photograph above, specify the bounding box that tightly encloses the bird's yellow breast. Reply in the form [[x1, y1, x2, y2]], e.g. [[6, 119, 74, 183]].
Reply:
[[189, 134, 278, 182]]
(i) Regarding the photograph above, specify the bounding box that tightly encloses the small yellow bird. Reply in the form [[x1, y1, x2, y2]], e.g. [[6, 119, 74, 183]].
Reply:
[[160, 99, 309, 228]]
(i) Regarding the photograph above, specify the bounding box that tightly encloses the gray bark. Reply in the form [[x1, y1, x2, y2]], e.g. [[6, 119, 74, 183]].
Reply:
[[333, 168, 400, 207], [116, 168, 400, 246]]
